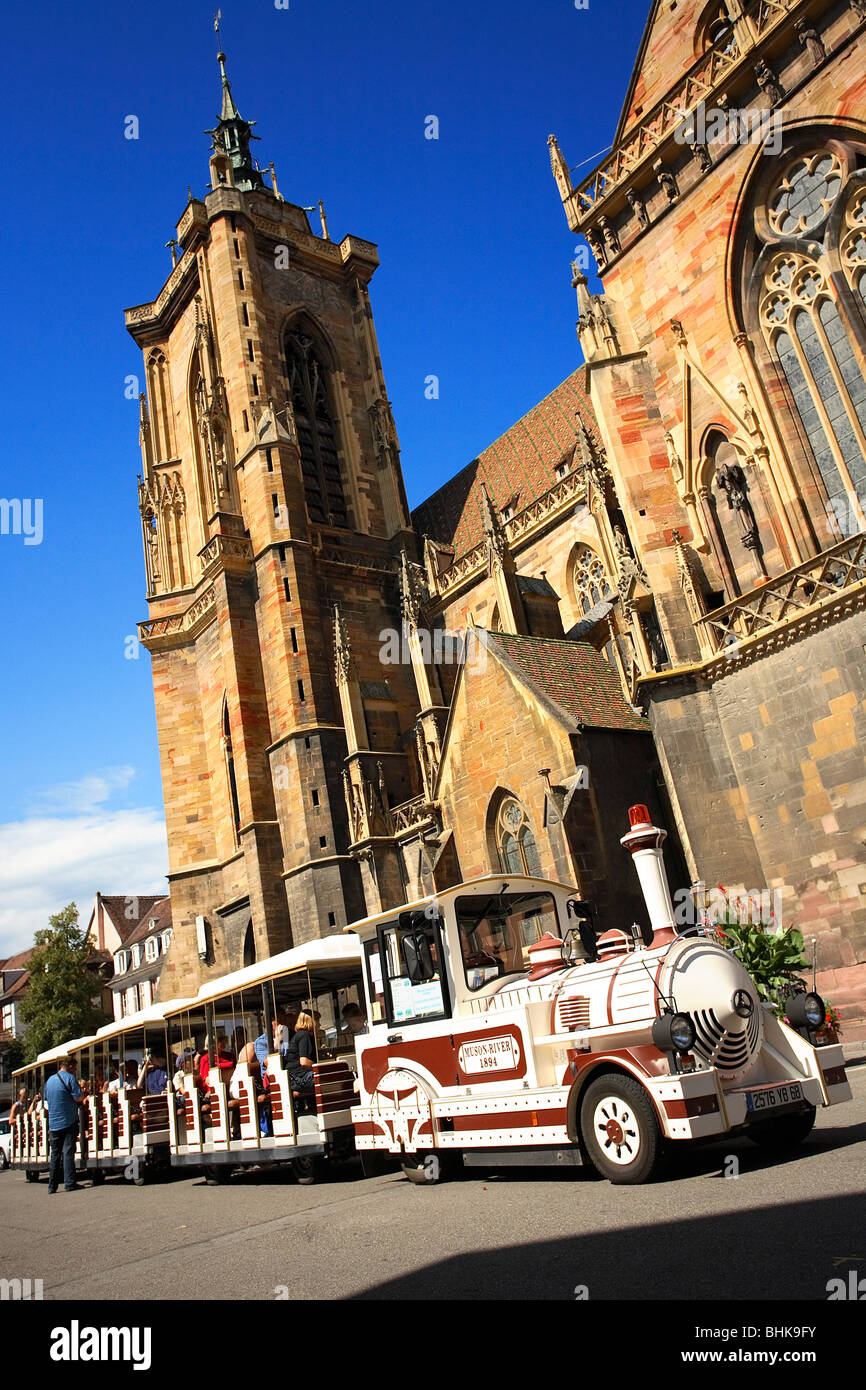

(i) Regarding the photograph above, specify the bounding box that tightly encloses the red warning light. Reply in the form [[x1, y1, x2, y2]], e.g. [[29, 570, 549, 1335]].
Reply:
[[628, 804, 652, 828]]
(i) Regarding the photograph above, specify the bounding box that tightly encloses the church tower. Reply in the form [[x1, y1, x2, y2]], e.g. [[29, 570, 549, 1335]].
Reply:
[[127, 48, 420, 989]]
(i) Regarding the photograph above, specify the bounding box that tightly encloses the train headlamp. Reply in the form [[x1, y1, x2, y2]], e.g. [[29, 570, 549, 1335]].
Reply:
[[652, 1011, 696, 1054], [785, 990, 825, 1032]]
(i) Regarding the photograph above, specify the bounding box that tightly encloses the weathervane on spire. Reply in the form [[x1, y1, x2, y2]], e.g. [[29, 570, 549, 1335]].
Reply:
[[214, 9, 222, 46]]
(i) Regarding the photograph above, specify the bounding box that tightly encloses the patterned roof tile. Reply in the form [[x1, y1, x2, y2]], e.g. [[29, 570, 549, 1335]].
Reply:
[[413, 369, 599, 557], [487, 632, 647, 733]]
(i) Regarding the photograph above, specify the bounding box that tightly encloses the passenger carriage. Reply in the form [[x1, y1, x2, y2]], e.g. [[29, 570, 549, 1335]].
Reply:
[[85, 1002, 195, 1183], [163, 935, 364, 1184], [348, 805, 852, 1184]]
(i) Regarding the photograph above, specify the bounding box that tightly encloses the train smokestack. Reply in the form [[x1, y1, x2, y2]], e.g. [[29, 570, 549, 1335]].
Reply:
[[620, 804, 676, 942]]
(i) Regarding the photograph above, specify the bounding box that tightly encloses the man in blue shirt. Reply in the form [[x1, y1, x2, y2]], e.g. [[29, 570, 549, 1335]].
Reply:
[[43, 1057, 87, 1193], [137, 1053, 169, 1095]]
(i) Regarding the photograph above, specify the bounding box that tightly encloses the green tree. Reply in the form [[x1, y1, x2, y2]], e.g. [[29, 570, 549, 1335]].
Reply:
[[18, 903, 108, 1061]]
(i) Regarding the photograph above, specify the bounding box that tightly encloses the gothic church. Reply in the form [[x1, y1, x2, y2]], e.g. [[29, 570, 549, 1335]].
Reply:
[[128, 1, 866, 1029]]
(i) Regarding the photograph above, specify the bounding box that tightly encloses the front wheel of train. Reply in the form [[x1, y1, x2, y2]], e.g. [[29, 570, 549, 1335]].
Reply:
[[579, 1073, 666, 1185]]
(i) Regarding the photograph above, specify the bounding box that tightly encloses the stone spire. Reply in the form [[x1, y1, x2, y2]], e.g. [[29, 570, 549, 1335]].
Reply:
[[548, 135, 573, 201], [205, 48, 267, 193], [479, 484, 526, 634]]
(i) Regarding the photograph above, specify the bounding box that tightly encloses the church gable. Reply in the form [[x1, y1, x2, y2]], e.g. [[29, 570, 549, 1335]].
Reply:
[[614, 0, 735, 145]]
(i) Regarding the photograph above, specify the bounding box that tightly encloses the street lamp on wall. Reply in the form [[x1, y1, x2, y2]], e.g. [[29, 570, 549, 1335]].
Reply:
[[195, 915, 210, 963]]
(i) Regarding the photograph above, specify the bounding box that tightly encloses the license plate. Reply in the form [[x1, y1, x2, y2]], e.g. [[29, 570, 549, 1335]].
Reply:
[[746, 1081, 803, 1114]]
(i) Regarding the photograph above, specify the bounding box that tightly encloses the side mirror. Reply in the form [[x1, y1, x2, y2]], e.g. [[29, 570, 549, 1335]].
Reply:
[[400, 930, 435, 984]]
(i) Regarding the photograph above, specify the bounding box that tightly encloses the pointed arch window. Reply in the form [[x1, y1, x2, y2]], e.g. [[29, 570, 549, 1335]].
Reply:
[[753, 146, 866, 535], [496, 798, 542, 877], [285, 329, 348, 528], [571, 545, 614, 615], [222, 698, 241, 845], [242, 922, 256, 969]]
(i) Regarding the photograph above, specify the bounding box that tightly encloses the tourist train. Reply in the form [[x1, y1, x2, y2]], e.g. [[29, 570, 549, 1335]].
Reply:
[[10, 807, 851, 1186]]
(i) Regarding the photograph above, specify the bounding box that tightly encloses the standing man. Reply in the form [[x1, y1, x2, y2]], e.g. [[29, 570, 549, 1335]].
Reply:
[[43, 1057, 87, 1193]]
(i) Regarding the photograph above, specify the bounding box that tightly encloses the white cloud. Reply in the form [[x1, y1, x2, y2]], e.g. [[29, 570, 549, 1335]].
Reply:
[[27, 765, 137, 816], [0, 798, 169, 957]]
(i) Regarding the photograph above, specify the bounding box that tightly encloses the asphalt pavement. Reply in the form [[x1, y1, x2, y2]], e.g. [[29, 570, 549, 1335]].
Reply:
[[2, 1062, 864, 1301]]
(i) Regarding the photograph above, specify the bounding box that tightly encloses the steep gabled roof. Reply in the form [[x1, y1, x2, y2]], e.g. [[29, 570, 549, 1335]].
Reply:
[[412, 369, 599, 559], [487, 632, 647, 733], [0, 948, 36, 972], [98, 895, 165, 945], [121, 896, 172, 950]]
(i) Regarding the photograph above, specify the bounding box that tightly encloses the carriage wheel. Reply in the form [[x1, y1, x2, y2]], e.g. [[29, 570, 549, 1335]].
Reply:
[[292, 1155, 323, 1186]]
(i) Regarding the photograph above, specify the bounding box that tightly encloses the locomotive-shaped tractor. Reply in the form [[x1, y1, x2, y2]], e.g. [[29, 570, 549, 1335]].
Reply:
[[350, 806, 850, 1183]]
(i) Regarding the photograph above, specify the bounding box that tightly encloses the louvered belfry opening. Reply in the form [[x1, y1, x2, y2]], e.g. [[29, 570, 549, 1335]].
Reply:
[[285, 327, 348, 529]]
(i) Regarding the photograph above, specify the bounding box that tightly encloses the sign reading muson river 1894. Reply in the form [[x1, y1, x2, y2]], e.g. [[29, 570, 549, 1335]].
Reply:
[[457, 1036, 520, 1074]]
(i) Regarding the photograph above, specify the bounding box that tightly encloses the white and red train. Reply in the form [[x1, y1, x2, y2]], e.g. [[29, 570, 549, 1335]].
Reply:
[[10, 807, 850, 1186]]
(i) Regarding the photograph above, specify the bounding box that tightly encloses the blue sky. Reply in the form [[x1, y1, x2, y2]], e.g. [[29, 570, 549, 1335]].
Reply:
[[0, 0, 648, 953]]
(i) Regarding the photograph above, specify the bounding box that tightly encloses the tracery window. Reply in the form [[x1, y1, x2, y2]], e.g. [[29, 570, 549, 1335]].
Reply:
[[571, 545, 614, 614], [696, 3, 737, 56], [285, 328, 348, 528], [755, 145, 866, 536], [496, 798, 542, 877]]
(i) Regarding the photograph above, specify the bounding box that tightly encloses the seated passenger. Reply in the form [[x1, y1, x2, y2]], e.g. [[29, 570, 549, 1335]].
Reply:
[[253, 1009, 296, 1072], [199, 1035, 234, 1087], [9, 1087, 29, 1127], [341, 1003, 368, 1039], [138, 1053, 169, 1095], [286, 1011, 317, 1095]]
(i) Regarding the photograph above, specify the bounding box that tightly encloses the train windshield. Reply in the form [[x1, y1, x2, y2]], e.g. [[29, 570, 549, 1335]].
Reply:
[[456, 891, 558, 990]]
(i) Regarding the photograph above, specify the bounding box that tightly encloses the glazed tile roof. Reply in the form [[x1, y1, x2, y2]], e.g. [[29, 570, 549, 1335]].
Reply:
[[413, 368, 599, 558], [487, 632, 647, 733]]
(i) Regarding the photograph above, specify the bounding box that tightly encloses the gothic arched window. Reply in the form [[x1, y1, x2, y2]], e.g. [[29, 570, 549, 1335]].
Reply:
[[568, 544, 626, 670], [242, 922, 256, 969], [496, 798, 542, 877], [284, 328, 348, 528], [222, 697, 241, 845], [571, 545, 614, 615], [750, 142, 866, 538], [696, 3, 737, 56]]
